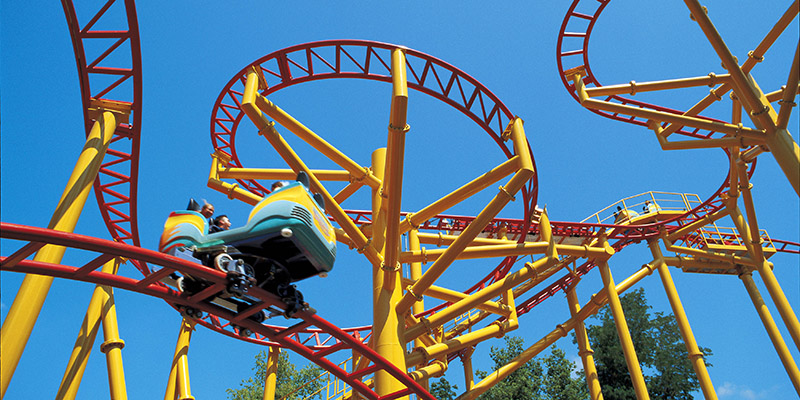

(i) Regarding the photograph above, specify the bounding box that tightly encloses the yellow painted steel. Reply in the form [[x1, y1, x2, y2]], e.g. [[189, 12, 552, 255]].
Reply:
[[584, 73, 732, 97], [407, 318, 516, 367], [661, 0, 797, 139], [252, 89, 381, 191], [0, 111, 116, 398], [461, 347, 475, 391], [398, 157, 521, 235], [400, 240, 610, 264], [649, 242, 717, 400], [777, 44, 799, 130], [382, 49, 409, 291], [459, 262, 658, 400], [684, 0, 800, 195], [404, 255, 553, 343], [208, 152, 263, 206], [370, 147, 408, 399], [262, 346, 280, 400], [570, 72, 764, 139], [396, 118, 534, 314], [739, 272, 800, 394], [597, 252, 650, 400], [729, 164, 800, 350], [400, 277, 509, 317], [164, 318, 195, 400], [408, 360, 447, 382], [56, 258, 127, 400], [241, 71, 383, 267], [566, 287, 603, 400], [100, 276, 128, 400]]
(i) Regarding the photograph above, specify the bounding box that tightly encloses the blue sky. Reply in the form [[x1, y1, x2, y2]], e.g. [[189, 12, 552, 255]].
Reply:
[[1, 1, 798, 399]]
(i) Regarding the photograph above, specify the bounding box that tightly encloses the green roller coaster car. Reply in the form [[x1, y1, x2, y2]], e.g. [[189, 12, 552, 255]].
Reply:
[[159, 172, 336, 317]]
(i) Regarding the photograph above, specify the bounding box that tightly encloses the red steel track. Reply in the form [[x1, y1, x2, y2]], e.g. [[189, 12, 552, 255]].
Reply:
[[0, 222, 433, 400], [5, 0, 793, 397], [61, 0, 147, 275]]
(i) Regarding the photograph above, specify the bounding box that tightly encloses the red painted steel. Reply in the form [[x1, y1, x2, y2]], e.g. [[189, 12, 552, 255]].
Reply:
[[0, 222, 433, 400], [62, 0, 147, 275]]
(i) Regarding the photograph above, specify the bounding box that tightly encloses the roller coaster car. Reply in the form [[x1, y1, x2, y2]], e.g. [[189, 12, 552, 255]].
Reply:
[[159, 172, 336, 317]]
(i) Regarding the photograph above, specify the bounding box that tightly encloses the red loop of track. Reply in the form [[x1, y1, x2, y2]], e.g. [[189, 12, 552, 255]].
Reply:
[[0, 222, 434, 400], [62, 0, 147, 275], [210, 39, 536, 209], [556, 0, 735, 141]]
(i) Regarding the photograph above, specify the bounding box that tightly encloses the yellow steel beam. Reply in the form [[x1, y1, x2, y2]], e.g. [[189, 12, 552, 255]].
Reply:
[[382, 48, 410, 290], [461, 347, 475, 391], [405, 255, 554, 343], [684, 0, 777, 131], [567, 287, 603, 400], [241, 71, 383, 266], [398, 157, 521, 235], [396, 119, 534, 315], [370, 145, 408, 399], [400, 241, 611, 264], [406, 318, 516, 367], [253, 92, 380, 191], [0, 111, 116, 397], [408, 360, 447, 382], [739, 271, 800, 394], [56, 259, 121, 400], [400, 277, 509, 317], [207, 152, 263, 205], [458, 261, 658, 400], [730, 166, 800, 349], [571, 73, 764, 139], [652, 0, 798, 138], [650, 242, 717, 400], [584, 73, 731, 97], [597, 240, 650, 400], [262, 346, 280, 400], [685, 0, 800, 194], [416, 232, 515, 247], [218, 167, 352, 182], [100, 259, 128, 400], [164, 318, 195, 400]]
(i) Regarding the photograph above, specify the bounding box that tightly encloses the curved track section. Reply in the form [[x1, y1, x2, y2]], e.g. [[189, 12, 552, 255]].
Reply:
[[0, 222, 433, 400], [62, 0, 147, 275], [210, 39, 537, 215], [556, 0, 733, 141]]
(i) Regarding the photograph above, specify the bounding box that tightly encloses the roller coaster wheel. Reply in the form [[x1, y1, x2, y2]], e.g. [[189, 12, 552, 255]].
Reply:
[[213, 253, 235, 272], [249, 310, 267, 323]]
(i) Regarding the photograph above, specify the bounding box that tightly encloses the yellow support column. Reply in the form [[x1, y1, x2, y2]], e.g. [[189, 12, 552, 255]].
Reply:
[[262, 346, 280, 400], [739, 271, 800, 394], [100, 259, 127, 400], [56, 258, 126, 400], [597, 256, 650, 400], [408, 229, 430, 392], [0, 111, 116, 397], [649, 242, 716, 400], [370, 148, 407, 399], [566, 287, 603, 400], [165, 318, 196, 400]]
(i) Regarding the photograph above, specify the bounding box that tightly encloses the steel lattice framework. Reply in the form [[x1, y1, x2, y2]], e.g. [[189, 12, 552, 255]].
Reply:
[[1, 0, 798, 399]]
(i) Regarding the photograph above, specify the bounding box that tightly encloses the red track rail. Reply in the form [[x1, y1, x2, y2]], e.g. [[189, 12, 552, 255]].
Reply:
[[556, 0, 732, 141], [210, 39, 537, 211], [62, 0, 147, 275], [0, 222, 433, 400]]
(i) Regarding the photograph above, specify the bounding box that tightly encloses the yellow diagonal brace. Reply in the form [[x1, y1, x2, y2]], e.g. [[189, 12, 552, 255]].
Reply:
[[0, 111, 116, 398]]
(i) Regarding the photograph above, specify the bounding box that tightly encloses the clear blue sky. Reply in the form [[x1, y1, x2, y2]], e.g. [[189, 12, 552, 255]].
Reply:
[[1, 1, 798, 399]]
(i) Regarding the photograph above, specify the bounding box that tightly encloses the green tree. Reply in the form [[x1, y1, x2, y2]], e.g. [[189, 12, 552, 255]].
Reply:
[[474, 336, 587, 400], [429, 377, 458, 400], [227, 349, 324, 400], [585, 288, 712, 400]]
